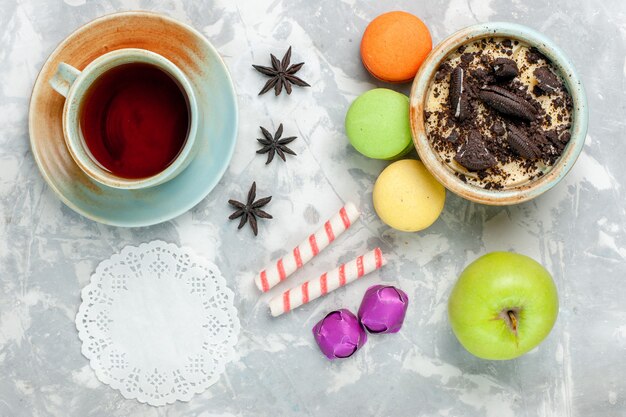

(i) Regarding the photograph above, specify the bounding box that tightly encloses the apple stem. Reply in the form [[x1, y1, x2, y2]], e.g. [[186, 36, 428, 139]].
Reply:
[[497, 308, 520, 337], [507, 310, 518, 332]]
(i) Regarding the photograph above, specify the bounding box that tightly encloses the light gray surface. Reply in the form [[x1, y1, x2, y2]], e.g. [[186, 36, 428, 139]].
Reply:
[[1, 0, 625, 416]]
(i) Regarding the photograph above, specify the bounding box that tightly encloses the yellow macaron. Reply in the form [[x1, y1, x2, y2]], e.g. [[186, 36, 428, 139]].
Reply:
[[373, 159, 445, 232]]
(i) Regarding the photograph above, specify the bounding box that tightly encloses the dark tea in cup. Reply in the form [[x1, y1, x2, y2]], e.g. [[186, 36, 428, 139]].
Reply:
[[79, 63, 190, 179]]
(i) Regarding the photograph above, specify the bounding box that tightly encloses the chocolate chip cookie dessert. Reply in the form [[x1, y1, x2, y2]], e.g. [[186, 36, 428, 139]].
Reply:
[[424, 37, 573, 189]]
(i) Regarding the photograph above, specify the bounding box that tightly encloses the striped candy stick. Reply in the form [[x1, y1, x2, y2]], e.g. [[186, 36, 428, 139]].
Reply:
[[268, 248, 386, 317], [255, 202, 361, 293]]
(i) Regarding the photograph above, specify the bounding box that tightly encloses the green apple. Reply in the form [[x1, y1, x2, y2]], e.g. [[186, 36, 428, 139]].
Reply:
[[448, 252, 558, 360]]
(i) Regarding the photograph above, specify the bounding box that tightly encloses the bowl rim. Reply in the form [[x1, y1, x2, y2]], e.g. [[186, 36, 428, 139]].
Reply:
[[409, 22, 588, 205]]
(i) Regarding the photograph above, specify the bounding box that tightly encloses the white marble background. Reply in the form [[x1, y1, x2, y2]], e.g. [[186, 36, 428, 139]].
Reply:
[[1, 0, 625, 416]]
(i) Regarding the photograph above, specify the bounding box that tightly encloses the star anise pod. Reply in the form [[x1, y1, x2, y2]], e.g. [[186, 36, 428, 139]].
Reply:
[[256, 123, 297, 164], [252, 46, 310, 96], [228, 182, 272, 236]]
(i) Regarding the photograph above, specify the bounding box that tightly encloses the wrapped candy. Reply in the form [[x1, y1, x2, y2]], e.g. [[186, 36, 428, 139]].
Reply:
[[312, 309, 367, 360], [358, 285, 409, 333]]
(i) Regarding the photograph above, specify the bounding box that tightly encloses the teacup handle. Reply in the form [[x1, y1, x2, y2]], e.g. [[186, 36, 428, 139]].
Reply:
[[49, 62, 81, 97]]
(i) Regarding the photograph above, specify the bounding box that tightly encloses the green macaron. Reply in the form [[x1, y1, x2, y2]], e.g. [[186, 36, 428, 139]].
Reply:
[[345, 88, 414, 160]]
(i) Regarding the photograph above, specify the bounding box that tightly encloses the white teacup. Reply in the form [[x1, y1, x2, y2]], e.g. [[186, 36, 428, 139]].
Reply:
[[49, 48, 199, 189]]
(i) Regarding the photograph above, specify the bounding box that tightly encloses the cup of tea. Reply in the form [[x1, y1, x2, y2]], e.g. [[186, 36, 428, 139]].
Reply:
[[49, 48, 199, 189]]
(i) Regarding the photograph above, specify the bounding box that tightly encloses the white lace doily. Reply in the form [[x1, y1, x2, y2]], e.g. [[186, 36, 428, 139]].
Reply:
[[76, 240, 240, 406]]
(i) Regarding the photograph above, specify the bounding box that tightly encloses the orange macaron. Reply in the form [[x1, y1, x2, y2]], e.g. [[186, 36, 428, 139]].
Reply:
[[360, 11, 432, 83]]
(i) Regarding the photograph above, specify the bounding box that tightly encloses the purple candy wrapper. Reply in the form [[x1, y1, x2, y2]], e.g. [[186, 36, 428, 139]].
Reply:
[[312, 309, 367, 360], [358, 285, 409, 333]]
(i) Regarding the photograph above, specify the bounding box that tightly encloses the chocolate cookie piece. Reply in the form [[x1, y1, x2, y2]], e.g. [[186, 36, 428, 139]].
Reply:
[[454, 130, 497, 171], [460, 53, 474, 64], [507, 125, 541, 159], [534, 67, 561, 93], [491, 120, 506, 136], [492, 58, 518, 80], [544, 129, 560, 147], [526, 47, 545, 64], [473, 67, 496, 85], [478, 85, 537, 121], [449, 66, 469, 121], [446, 130, 460, 143]]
